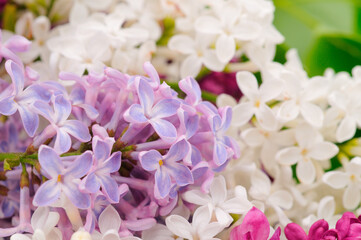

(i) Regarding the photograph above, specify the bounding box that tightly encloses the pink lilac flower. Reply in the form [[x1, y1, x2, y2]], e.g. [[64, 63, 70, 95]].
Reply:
[[33, 145, 93, 209], [230, 207, 281, 240], [0, 60, 51, 136], [198, 71, 242, 100]]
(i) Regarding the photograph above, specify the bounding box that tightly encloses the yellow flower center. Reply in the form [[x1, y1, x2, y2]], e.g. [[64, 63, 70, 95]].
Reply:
[[57, 175, 62, 183], [159, 159, 164, 166]]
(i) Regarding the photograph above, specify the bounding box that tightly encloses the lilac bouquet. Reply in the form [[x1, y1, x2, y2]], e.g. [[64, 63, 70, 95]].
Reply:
[[0, 32, 241, 239]]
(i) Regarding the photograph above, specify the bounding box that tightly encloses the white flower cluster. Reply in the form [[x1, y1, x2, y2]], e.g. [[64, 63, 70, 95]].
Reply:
[[12, 0, 282, 82], [218, 48, 361, 229]]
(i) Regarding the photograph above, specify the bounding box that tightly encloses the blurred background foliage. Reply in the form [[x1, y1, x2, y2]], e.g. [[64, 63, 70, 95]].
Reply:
[[274, 0, 361, 76]]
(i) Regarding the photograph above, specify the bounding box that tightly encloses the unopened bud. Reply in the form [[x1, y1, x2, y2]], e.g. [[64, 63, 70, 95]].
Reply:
[[70, 228, 92, 240], [20, 170, 29, 188]]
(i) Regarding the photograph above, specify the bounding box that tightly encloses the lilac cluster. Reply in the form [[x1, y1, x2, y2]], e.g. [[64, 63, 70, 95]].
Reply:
[[285, 212, 361, 240], [0, 32, 238, 238]]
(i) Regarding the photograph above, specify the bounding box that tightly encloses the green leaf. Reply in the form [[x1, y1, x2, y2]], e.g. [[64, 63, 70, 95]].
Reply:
[[156, 17, 175, 46], [306, 33, 361, 76], [2, 4, 17, 32], [273, 0, 358, 76]]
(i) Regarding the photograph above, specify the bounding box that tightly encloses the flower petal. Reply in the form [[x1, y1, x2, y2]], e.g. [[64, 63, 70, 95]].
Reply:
[[149, 118, 177, 143], [296, 159, 316, 184], [165, 139, 189, 163], [155, 167, 171, 198], [216, 34, 235, 63], [83, 172, 100, 193], [239, 207, 270, 240], [151, 99, 180, 119], [61, 120, 91, 142], [38, 145, 63, 178], [137, 79, 154, 116], [232, 102, 254, 127], [166, 162, 193, 186], [54, 128, 71, 154], [0, 97, 17, 115], [165, 215, 193, 239], [180, 54, 202, 78], [99, 205, 121, 233], [53, 95, 71, 124], [343, 183, 360, 210], [33, 180, 61, 207], [168, 35, 196, 55], [284, 223, 307, 240], [336, 116, 356, 142], [99, 175, 119, 203], [66, 151, 93, 178], [276, 147, 302, 165], [322, 171, 348, 189], [63, 181, 90, 209], [124, 104, 148, 123], [5, 60, 24, 95], [18, 105, 39, 137], [210, 176, 227, 205], [139, 150, 162, 171], [300, 102, 324, 128], [308, 142, 338, 161]]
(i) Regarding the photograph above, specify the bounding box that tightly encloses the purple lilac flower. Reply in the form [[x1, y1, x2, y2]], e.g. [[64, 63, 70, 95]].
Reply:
[[0, 60, 51, 136], [33, 94, 91, 153], [0, 30, 31, 66], [81, 136, 122, 203], [139, 139, 193, 199], [33, 145, 93, 209], [124, 78, 180, 143]]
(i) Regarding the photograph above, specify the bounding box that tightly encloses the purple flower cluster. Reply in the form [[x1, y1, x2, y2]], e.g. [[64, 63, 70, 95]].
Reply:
[[0, 32, 239, 238]]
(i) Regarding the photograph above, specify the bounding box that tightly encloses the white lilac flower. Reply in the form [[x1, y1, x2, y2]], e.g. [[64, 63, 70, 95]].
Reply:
[[232, 71, 282, 131], [276, 124, 338, 184], [323, 157, 361, 210], [10, 207, 62, 240], [183, 175, 252, 227], [165, 205, 224, 240]]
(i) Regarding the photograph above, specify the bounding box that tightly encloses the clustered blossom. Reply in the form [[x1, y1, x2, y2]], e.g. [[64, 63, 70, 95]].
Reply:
[[2, 0, 361, 239], [0, 33, 241, 238]]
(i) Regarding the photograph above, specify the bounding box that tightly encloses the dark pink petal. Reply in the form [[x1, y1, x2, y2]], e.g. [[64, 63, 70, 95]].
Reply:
[[309, 219, 328, 240], [336, 212, 355, 239], [322, 229, 340, 240], [270, 227, 281, 240], [347, 223, 361, 237], [238, 207, 270, 240], [284, 223, 307, 240]]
